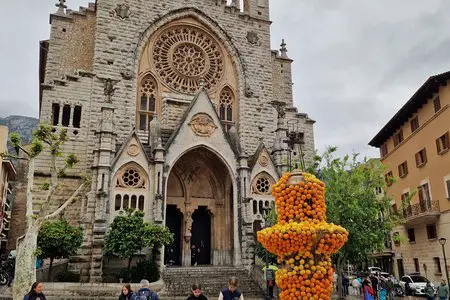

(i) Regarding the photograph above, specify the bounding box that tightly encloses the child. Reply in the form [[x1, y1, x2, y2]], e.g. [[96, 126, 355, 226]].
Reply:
[[186, 283, 208, 300]]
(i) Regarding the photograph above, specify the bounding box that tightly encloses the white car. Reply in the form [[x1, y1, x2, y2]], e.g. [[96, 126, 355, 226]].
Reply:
[[399, 274, 434, 296], [368, 267, 382, 274]]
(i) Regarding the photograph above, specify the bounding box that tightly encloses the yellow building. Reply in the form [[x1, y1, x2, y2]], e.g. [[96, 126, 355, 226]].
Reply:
[[0, 125, 16, 252], [369, 71, 450, 282]]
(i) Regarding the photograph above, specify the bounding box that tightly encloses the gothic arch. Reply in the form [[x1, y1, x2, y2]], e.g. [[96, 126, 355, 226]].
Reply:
[[137, 73, 159, 131], [128, 8, 246, 97], [111, 162, 150, 220]]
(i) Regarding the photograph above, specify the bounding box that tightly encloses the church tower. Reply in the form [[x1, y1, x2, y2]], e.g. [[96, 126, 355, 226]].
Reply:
[[35, 0, 315, 282]]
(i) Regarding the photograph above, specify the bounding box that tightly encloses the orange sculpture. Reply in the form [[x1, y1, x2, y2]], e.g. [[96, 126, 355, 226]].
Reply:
[[257, 171, 348, 300]]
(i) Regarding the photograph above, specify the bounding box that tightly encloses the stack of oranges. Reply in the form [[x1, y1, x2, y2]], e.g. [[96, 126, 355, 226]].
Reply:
[[257, 171, 348, 300]]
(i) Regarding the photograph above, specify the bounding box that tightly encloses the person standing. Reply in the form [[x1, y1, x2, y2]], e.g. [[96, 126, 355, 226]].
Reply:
[[119, 284, 136, 300], [424, 282, 435, 300], [186, 283, 208, 300], [364, 280, 375, 300], [342, 273, 350, 297], [438, 279, 449, 300], [218, 277, 244, 300], [136, 279, 159, 300], [353, 276, 362, 295], [5, 255, 15, 287]]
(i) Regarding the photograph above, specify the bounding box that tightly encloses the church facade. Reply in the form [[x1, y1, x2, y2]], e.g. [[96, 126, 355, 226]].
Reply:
[[35, 0, 315, 282]]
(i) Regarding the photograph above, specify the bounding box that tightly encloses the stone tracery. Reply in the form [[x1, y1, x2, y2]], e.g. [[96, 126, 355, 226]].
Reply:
[[152, 25, 225, 94]]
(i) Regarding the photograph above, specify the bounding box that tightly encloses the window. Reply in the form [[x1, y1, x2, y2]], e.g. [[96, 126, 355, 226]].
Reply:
[[446, 179, 450, 199], [398, 161, 408, 178], [410, 117, 419, 132], [426, 224, 437, 240], [407, 228, 416, 242], [62, 105, 71, 127], [436, 132, 450, 155], [219, 87, 235, 131], [394, 130, 404, 147], [415, 148, 427, 167], [252, 172, 275, 195], [418, 183, 431, 203], [380, 144, 388, 158], [73, 106, 82, 128], [433, 96, 441, 113], [138, 75, 158, 131], [434, 257, 442, 274], [51, 103, 60, 126], [385, 171, 394, 186], [413, 258, 420, 272]]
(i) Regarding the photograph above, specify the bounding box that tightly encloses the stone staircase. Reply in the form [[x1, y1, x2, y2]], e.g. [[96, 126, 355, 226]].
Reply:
[[162, 266, 265, 298]]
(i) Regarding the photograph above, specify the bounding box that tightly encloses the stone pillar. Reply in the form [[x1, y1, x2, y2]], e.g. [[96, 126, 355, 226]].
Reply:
[[153, 144, 165, 270], [69, 104, 74, 127], [58, 105, 63, 125], [235, 154, 250, 267], [182, 211, 193, 267]]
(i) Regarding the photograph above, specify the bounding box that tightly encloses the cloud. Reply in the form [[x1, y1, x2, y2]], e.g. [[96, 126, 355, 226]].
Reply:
[[1, 0, 449, 160]]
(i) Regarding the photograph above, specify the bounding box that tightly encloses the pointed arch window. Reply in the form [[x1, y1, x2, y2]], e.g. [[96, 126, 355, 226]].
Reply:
[[138, 74, 158, 131], [219, 87, 234, 131]]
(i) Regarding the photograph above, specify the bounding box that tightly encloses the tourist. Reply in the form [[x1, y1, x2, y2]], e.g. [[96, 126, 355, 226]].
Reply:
[[186, 283, 208, 300], [119, 284, 136, 300], [5, 255, 15, 287], [386, 276, 395, 300], [218, 277, 244, 300], [342, 273, 349, 297], [135, 279, 159, 300], [425, 282, 435, 300], [378, 277, 387, 300], [438, 279, 449, 300], [364, 279, 375, 300], [370, 273, 379, 299], [352, 276, 361, 295], [23, 282, 46, 300]]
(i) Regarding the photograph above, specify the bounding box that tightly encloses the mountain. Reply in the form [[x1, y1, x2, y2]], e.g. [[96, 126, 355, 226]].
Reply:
[[0, 115, 39, 153]]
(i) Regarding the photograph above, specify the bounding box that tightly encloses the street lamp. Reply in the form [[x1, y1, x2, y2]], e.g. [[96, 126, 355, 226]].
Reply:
[[439, 238, 450, 288], [262, 210, 273, 300], [284, 119, 306, 171]]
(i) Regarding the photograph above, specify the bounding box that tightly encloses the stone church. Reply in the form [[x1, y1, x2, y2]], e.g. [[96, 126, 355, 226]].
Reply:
[[33, 0, 315, 282]]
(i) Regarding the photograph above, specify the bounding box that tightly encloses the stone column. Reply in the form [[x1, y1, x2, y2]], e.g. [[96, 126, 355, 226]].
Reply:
[[69, 104, 74, 127], [234, 154, 250, 266], [182, 211, 193, 266], [58, 105, 63, 125]]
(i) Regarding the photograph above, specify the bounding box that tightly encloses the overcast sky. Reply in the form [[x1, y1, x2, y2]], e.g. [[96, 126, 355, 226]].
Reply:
[[1, 1, 450, 159]]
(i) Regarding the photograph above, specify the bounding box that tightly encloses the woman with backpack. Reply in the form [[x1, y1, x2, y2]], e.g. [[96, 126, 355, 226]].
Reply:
[[119, 284, 137, 300], [186, 283, 208, 300]]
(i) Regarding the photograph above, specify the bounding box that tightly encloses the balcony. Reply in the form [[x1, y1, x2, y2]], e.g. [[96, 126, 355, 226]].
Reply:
[[403, 199, 440, 226]]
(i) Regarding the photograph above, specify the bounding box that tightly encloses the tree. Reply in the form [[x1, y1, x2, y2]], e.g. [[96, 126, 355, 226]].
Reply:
[[310, 147, 398, 298], [37, 219, 83, 281], [104, 210, 173, 277], [2, 124, 88, 299]]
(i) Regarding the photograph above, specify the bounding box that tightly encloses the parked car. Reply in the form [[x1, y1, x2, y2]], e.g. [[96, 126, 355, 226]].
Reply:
[[399, 274, 434, 296], [368, 267, 382, 274]]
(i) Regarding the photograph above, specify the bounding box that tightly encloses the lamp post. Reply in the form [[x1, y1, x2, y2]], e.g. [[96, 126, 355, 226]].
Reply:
[[284, 119, 306, 171], [262, 210, 273, 300], [439, 238, 450, 288]]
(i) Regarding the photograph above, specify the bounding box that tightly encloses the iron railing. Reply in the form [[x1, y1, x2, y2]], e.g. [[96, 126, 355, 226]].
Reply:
[[402, 200, 440, 219]]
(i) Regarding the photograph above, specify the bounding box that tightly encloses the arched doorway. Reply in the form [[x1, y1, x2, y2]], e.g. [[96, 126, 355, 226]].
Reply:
[[191, 206, 211, 265], [165, 147, 234, 266]]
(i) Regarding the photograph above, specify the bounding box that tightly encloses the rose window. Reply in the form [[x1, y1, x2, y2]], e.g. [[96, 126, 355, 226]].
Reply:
[[152, 26, 224, 94], [255, 176, 272, 195], [117, 168, 145, 188]]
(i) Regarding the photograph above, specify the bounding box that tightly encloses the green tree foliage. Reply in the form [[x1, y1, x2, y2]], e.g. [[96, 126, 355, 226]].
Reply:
[[310, 147, 397, 297], [37, 219, 83, 281], [104, 210, 173, 273], [255, 203, 278, 265]]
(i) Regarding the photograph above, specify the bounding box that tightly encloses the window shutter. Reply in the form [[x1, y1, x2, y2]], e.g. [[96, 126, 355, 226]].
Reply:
[[437, 138, 442, 154], [418, 186, 424, 202], [423, 148, 427, 163], [446, 180, 450, 198], [445, 132, 450, 149], [415, 153, 420, 166]]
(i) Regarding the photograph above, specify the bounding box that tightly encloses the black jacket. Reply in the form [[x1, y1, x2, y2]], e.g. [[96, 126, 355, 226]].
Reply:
[[119, 291, 136, 300], [23, 292, 47, 300], [186, 294, 208, 300]]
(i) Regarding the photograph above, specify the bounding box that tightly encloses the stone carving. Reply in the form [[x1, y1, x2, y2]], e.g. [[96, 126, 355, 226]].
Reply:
[[110, 3, 131, 19], [252, 174, 273, 195], [184, 211, 193, 242], [154, 194, 163, 222], [121, 69, 132, 80], [246, 31, 260, 45], [103, 78, 117, 103], [270, 100, 286, 119], [152, 25, 224, 94], [245, 86, 254, 98], [127, 143, 140, 157], [189, 113, 217, 137], [259, 153, 269, 167]]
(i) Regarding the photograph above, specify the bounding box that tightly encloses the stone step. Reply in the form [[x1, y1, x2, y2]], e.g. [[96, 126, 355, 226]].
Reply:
[[162, 266, 265, 297]]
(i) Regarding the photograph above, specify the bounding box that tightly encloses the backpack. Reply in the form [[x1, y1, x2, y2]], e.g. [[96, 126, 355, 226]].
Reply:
[[135, 289, 157, 300]]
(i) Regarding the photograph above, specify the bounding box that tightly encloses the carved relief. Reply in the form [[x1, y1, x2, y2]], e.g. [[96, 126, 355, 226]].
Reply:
[[189, 113, 217, 137], [259, 153, 269, 167], [184, 211, 193, 242], [110, 3, 131, 19], [127, 143, 140, 157], [246, 31, 260, 45]]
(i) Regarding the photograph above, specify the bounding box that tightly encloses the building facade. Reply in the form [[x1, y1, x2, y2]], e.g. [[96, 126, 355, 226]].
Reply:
[[369, 71, 450, 282], [0, 126, 16, 253], [29, 0, 315, 282]]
